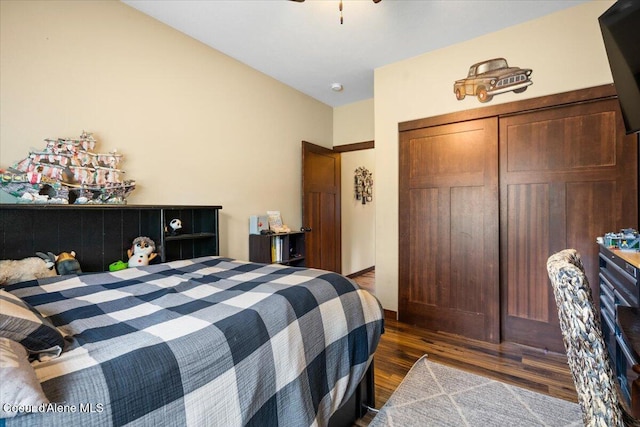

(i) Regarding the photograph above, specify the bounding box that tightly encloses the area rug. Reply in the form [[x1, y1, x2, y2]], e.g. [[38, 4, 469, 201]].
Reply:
[[368, 355, 582, 427]]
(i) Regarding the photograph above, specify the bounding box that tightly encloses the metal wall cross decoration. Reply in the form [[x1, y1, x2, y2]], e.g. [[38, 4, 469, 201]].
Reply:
[[354, 166, 373, 205]]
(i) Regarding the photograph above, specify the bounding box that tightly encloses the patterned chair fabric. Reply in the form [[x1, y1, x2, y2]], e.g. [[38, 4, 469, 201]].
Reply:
[[546, 249, 640, 427]]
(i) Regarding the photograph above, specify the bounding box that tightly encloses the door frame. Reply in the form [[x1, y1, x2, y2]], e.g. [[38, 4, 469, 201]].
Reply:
[[302, 140, 375, 273]]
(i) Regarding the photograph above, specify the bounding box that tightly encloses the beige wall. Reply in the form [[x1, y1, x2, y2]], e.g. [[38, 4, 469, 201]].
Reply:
[[340, 149, 375, 276], [333, 99, 374, 146], [373, 0, 615, 311], [0, 0, 333, 260], [334, 99, 375, 276]]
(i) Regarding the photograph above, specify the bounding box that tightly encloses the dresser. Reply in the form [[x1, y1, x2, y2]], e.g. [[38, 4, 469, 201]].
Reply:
[[598, 245, 640, 415]]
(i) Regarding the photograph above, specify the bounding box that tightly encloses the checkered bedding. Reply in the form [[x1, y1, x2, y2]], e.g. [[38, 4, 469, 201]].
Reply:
[[3, 256, 384, 427]]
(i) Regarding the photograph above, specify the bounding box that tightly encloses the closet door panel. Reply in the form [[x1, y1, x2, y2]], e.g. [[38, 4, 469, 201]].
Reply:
[[407, 188, 440, 306], [505, 183, 551, 322], [400, 117, 499, 343], [500, 99, 637, 352], [450, 185, 486, 314], [566, 181, 617, 244], [505, 110, 617, 172]]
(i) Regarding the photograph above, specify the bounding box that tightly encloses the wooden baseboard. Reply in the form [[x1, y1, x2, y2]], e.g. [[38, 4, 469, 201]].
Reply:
[[346, 266, 375, 278], [384, 309, 397, 321]]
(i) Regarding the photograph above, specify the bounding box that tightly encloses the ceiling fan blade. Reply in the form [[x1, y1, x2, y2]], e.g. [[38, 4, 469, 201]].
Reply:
[[373, 0, 382, 3]]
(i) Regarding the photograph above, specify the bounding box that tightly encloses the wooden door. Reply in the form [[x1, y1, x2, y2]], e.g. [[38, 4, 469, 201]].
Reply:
[[399, 118, 500, 343], [500, 98, 638, 352], [302, 141, 341, 273]]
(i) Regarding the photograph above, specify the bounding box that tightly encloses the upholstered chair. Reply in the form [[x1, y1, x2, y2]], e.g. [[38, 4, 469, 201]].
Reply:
[[546, 249, 640, 427]]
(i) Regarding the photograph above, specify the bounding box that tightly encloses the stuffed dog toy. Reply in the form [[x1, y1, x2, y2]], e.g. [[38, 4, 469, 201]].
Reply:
[[0, 256, 56, 286], [36, 251, 82, 276]]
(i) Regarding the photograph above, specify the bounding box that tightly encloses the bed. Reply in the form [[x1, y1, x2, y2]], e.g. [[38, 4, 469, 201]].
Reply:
[[0, 255, 384, 426]]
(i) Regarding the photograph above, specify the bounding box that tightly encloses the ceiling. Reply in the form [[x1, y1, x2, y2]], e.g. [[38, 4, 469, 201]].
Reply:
[[121, 0, 588, 107]]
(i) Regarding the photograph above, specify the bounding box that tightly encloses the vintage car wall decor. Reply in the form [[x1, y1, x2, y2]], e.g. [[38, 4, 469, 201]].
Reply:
[[454, 58, 532, 103]]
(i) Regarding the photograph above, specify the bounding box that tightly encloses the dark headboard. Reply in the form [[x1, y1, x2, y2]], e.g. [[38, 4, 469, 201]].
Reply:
[[0, 204, 221, 272]]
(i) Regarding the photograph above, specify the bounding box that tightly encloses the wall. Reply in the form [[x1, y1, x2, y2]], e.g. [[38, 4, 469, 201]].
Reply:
[[373, 0, 616, 311], [333, 99, 375, 276], [333, 99, 374, 146], [340, 149, 375, 276], [0, 0, 333, 261]]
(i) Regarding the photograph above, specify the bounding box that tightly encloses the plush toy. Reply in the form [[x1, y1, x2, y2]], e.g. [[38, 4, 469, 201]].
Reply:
[[0, 256, 57, 286], [55, 251, 82, 275], [36, 251, 82, 276], [127, 236, 158, 268], [168, 218, 182, 235], [109, 260, 128, 272]]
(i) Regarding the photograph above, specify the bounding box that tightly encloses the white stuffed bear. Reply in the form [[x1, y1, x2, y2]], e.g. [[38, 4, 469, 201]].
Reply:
[[0, 257, 57, 286], [127, 236, 158, 268]]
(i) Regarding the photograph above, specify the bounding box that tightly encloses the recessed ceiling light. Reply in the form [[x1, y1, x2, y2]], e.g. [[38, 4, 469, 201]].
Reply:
[[331, 83, 343, 92]]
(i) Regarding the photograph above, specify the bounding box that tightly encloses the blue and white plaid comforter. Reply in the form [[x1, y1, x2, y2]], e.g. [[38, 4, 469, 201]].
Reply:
[[4, 257, 384, 427]]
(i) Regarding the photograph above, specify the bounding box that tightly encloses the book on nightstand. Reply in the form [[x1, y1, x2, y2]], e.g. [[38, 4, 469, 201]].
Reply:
[[249, 215, 269, 234]]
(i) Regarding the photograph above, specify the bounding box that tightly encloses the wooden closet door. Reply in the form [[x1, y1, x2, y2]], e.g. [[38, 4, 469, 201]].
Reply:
[[399, 117, 500, 343], [500, 98, 638, 352]]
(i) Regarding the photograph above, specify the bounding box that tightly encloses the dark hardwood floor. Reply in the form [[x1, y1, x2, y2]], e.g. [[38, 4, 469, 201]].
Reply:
[[372, 313, 578, 408], [350, 269, 578, 413]]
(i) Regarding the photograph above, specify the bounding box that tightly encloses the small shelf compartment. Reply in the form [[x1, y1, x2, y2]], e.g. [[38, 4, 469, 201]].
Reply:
[[249, 231, 306, 267], [160, 207, 221, 263], [165, 232, 217, 241]]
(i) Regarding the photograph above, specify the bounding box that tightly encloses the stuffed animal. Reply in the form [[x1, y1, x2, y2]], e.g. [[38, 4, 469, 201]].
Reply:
[[55, 251, 82, 275], [127, 236, 158, 268], [0, 256, 57, 286], [168, 218, 182, 235], [36, 251, 82, 276], [108, 260, 128, 272]]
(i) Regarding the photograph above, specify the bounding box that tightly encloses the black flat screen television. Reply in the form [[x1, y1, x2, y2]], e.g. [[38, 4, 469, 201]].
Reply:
[[598, 0, 640, 135]]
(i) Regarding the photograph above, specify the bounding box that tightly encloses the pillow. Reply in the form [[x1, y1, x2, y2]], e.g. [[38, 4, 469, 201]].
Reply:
[[0, 337, 49, 418], [0, 289, 64, 359]]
